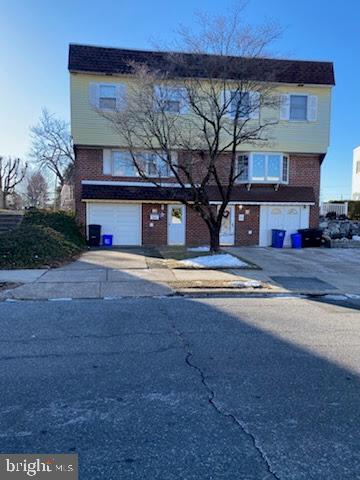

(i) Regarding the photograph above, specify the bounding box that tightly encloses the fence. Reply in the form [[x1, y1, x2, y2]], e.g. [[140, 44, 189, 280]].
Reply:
[[320, 202, 348, 217]]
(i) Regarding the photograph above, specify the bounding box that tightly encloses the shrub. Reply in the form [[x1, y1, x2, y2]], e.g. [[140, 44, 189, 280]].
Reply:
[[348, 201, 360, 221], [0, 224, 82, 268], [22, 209, 85, 246], [325, 211, 337, 220]]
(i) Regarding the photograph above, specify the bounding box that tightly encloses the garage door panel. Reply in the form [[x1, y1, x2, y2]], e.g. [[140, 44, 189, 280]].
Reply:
[[88, 204, 141, 245], [259, 205, 309, 247]]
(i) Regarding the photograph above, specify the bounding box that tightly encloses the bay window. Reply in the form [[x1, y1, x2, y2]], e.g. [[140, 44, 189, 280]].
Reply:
[[237, 153, 289, 183]]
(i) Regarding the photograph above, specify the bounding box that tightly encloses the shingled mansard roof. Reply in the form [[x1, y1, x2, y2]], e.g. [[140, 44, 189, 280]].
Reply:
[[68, 44, 335, 85], [81, 184, 316, 204]]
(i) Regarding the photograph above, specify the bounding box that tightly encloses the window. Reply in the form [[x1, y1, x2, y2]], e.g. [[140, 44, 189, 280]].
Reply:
[[237, 153, 289, 183], [137, 152, 176, 177], [112, 151, 136, 176], [289, 95, 308, 121], [99, 85, 116, 110], [230, 91, 250, 118], [155, 86, 188, 114]]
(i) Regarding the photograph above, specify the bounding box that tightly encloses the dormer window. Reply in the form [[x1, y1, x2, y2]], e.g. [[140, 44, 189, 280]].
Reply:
[[237, 153, 289, 184]]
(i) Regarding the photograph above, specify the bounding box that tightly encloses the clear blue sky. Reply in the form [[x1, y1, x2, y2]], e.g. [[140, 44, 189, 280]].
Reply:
[[1, 0, 359, 200]]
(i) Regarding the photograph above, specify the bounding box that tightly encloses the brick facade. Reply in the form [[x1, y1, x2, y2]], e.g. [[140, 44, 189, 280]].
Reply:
[[75, 147, 322, 245], [142, 204, 167, 245]]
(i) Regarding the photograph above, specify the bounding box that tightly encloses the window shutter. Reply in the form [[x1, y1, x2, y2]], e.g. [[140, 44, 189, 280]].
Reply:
[[238, 155, 249, 181], [307, 95, 318, 121], [280, 94, 290, 120], [282, 155, 289, 183], [249, 92, 260, 119], [103, 149, 112, 175], [115, 84, 126, 110], [179, 88, 189, 114], [89, 83, 99, 108]]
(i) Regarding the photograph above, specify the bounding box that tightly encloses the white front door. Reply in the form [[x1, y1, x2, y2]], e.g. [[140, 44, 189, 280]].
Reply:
[[168, 204, 186, 245], [220, 205, 235, 245], [259, 205, 310, 247]]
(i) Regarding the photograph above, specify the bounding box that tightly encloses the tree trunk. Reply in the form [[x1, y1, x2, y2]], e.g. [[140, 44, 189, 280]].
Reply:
[[209, 224, 221, 253]]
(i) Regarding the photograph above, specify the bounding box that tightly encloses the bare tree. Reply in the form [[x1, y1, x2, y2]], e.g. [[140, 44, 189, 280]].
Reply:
[[99, 7, 282, 252], [26, 171, 48, 208], [0, 156, 27, 209], [30, 109, 74, 188]]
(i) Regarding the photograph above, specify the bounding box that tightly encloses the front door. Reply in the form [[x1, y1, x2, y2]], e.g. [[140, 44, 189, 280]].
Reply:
[[219, 205, 235, 245], [168, 204, 186, 245]]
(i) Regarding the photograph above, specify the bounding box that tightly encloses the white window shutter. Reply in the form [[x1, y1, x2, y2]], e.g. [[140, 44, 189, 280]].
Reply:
[[89, 82, 99, 108], [179, 88, 189, 114], [103, 149, 112, 175], [249, 92, 260, 119], [280, 94, 290, 120], [307, 95, 318, 121], [115, 84, 126, 111]]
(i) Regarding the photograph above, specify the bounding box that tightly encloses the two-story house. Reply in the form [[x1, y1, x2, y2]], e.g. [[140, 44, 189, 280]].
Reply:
[[69, 44, 334, 247]]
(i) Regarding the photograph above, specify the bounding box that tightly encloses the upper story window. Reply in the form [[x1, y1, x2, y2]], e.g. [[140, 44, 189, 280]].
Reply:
[[225, 90, 260, 120], [280, 93, 318, 122], [154, 86, 189, 114], [89, 82, 126, 111], [290, 95, 307, 121], [237, 153, 289, 184], [99, 85, 116, 110], [112, 151, 136, 176], [137, 152, 177, 177], [103, 149, 176, 178]]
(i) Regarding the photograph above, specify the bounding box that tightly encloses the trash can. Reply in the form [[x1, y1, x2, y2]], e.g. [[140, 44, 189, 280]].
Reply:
[[271, 229, 286, 248], [298, 228, 323, 248], [88, 224, 101, 247], [102, 234, 113, 247], [291, 233, 302, 249]]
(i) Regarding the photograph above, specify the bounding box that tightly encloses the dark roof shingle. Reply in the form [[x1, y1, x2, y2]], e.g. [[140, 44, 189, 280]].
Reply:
[[81, 184, 315, 203], [69, 44, 335, 85]]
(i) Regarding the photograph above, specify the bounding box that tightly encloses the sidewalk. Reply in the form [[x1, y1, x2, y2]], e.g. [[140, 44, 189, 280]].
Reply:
[[0, 246, 353, 301]]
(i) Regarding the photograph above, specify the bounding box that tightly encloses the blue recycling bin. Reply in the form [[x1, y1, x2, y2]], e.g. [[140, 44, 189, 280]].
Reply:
[[102, 234, 113, 247], [271, 229, 286, 248], [291, 233, 302, 249]]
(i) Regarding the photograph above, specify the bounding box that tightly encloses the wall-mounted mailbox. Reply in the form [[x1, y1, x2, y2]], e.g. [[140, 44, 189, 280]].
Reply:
[[150, 213, 160, 220], [238, 214, 245, 222]]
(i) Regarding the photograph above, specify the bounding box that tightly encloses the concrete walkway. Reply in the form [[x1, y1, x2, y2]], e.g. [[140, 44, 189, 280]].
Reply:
[[0, 246, 358, 300]]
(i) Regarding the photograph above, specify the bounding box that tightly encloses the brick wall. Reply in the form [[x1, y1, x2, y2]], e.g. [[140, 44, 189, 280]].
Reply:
[[186, 206, 210, 245], [142, 204, 167, 245], [235, 205, 260, 246], [288, 154, 321, 227]]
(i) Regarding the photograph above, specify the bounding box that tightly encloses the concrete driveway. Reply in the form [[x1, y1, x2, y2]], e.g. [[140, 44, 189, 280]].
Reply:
[[0, 246, 359, 300], [227, 247, 360, 295], [0, 249, 176, 300]]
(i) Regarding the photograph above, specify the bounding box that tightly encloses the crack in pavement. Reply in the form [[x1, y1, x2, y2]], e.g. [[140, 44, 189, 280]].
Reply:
[[172, 323, 281, 480]]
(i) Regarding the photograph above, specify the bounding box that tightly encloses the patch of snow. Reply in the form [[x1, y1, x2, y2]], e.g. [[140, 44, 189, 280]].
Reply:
[[180, 253, 248, 268], [324, 295, 348, 301], [187, 246, 210, 252], [230, 280, 262, 288], [352, 235, 360, 241]]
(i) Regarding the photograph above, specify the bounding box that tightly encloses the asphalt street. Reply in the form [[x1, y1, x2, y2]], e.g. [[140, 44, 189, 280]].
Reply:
[[0, 296, 359, 479]]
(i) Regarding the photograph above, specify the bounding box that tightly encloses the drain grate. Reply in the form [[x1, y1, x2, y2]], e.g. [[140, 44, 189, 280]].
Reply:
[[270, 276, 337, 292]]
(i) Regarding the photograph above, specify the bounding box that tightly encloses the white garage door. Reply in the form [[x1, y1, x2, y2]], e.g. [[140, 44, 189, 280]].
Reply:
[[87, 203, 141, 245], [259, 205, 310, 247]]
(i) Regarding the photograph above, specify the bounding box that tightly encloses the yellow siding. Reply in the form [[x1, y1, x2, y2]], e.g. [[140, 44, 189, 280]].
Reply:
[[70, 72, 332, 153]]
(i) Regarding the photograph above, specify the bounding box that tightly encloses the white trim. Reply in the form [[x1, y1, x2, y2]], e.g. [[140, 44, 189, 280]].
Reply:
[[210, 201, 315, 206], [82, 199, 315, 206], [82, 180, 189, 188]]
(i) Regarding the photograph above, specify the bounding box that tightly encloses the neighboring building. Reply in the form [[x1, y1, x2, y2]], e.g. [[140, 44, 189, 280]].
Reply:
[[352, 147, 360, 200], [60, 183, 75, 211], [68, 44, 334, 247]]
